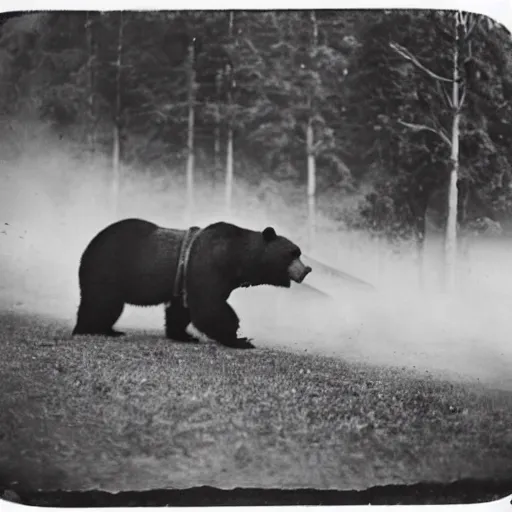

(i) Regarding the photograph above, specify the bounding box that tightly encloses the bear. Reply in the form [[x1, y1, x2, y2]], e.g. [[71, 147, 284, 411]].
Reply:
[[72, 218, 312, 349]]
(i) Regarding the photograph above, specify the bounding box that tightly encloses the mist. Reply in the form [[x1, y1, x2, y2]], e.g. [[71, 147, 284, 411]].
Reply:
[[1, 123, 512, 393]]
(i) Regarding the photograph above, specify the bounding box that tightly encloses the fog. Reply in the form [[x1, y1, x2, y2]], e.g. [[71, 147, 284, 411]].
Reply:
[[1, 126, 512, 392]]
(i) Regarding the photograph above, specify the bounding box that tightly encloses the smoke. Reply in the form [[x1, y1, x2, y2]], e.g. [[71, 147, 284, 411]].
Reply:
[[0, 121, 316, 325], [1, 122, 512, 392], [232, 234, 512, 392]]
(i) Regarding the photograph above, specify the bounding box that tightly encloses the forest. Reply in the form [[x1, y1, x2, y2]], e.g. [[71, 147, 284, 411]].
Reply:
[[1, 10, 512, 287], [3, 12, 512, 498]]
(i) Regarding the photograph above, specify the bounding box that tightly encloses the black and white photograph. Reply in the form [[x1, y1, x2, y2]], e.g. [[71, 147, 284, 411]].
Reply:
[[1, 8, 512, 506]]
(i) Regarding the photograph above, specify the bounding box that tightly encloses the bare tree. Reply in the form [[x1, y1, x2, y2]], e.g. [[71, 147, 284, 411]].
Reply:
[[306, 10, 318, 252], [225, 11, 234, 215], [214, 68, 222, 173], [112, 12, 124, 219], [84, 11, 95, 154], [390, 11, 474, 292], [186, 36, 196, 223]]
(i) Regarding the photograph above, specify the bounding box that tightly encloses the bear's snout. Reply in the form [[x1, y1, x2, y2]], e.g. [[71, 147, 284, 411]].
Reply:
[[288, 258, 312, 284]]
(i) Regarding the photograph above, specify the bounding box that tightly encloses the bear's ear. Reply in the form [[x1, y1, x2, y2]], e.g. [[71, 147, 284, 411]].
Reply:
[[262, 227, 277, 242]]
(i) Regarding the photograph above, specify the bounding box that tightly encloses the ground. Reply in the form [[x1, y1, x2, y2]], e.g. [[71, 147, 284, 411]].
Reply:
[[1, 308, 512, 496]]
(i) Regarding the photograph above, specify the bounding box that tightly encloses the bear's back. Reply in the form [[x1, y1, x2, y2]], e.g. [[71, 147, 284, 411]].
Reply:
[[79, 219, 187, 307], [122, 225, 186, 306]]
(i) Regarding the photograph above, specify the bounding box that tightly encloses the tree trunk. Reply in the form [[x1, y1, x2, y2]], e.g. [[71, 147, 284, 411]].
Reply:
[[416, 216, 426, 290], [214, 69, 222, 176], [444, 13, 462, 293], [186, 38, 196, 223], [224, 11, 234, 215], [307, 117, 316, 252], [409, 195, 428, 290], [225, 126, 233, 214], [85, 11, 95, 155], [112, 124, 120, 218], [445, 151, 459, 292], [112, 12, 124, 219], [307, 10, 318, 252]]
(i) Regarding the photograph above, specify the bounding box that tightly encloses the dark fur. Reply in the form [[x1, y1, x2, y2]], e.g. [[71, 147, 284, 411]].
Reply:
[[72, 218, 304, 349]]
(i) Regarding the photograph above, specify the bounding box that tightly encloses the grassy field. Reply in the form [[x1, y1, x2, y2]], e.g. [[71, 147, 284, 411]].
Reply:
[[1, 307, 512, 496]]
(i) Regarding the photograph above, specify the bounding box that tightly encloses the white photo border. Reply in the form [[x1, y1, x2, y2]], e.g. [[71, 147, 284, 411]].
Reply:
[[0, 0, 511, 510]]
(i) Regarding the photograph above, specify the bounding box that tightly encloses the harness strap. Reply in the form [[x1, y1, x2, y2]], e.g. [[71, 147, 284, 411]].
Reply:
[[173, 226, 201, 308]]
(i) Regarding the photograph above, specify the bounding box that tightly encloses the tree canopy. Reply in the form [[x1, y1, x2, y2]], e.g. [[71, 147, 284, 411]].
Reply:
[[1, 9, 511, 241]]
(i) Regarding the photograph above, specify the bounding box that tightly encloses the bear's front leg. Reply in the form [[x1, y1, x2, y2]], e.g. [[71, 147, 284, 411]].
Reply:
[[218, 335, 255, 349], [164, 301, 198, 342], [190, 298, 255, 349]]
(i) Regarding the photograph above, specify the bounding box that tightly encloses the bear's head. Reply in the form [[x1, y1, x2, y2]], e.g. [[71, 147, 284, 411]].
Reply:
[[256, 226, 312, 288]]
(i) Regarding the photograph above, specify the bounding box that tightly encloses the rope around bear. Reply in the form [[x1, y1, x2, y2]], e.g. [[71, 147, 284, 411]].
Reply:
[[172, 226, 202, 309]]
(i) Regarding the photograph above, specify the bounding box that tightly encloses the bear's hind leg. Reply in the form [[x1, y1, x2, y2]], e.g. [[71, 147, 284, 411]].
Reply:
[[165, 302, 198, 342], [73, 292, 125, 337], [190, 299, 255, 349]]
